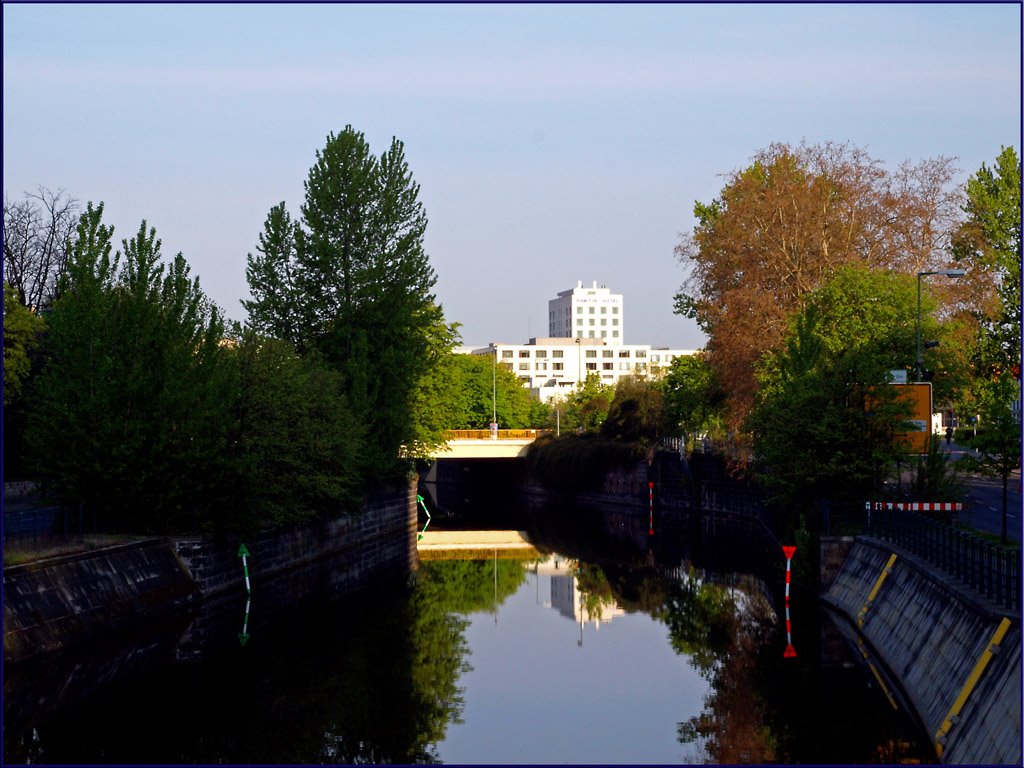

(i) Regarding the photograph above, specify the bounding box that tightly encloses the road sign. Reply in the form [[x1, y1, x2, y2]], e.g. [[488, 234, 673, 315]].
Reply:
[[890, 382, 933, 454]]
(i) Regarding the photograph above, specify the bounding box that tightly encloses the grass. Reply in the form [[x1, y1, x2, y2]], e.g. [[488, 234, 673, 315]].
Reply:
[[3, 534, 145, 567]]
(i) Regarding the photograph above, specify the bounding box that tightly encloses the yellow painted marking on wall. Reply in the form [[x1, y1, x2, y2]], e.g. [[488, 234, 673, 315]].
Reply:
[[857, 552, 898, 628], [933, 616, 1013, 757], [858, 637, 899, 710]]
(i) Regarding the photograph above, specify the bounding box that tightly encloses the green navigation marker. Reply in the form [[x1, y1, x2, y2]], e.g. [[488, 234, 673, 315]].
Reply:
[[416, 494, 432, 541], [239, 596, 251, 646], [237, 542, 251, 594]]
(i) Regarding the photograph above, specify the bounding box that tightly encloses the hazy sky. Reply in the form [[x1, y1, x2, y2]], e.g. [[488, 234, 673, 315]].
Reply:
[[4, 3, 1020, 349]]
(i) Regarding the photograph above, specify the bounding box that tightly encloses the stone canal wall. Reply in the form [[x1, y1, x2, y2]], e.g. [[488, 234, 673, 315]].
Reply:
[[3, 484, 419, 665], [823, 537, 1020, 765], [3, 539, 198, 663]]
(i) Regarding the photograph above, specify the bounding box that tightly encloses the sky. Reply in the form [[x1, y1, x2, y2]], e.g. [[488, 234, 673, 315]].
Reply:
[[3, 3, 1020, 349]]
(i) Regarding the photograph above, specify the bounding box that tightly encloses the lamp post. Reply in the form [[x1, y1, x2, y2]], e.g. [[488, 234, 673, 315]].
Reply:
[[491, 347, 498, 439], [916, 269, 965, 381]]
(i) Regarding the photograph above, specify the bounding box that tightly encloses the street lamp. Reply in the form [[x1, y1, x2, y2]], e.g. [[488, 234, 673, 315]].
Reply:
[[916, 269, 965, 381]]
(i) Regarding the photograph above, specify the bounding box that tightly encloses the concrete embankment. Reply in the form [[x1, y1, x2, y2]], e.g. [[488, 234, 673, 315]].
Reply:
[[4, 539, 198, 663], [823, 536, 1021, 765], [4, 485, 419, 665]]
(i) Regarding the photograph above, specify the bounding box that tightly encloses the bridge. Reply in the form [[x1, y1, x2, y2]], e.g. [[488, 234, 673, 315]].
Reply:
[[434, 429, 548, 459], [416, 529, 541, 560]]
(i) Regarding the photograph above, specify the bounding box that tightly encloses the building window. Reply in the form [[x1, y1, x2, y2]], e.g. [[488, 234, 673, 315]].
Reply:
[[600, 319, 607, 326], [519, 350, 530, 358], [577, 318, 583, 326], [586, 362, 597, 370], [536, 362, 547, 371], [553, 350, 563, 358], [600, 306, 607, 314], [619, 362, 630, 371], [588, 331, 595, 338], [553, 362, 563, 371], [612, 331, 619, 338], [501, 362, 513, 371], [502, 350, 513, 358], [619, 350, 630, 358], [535, 350, 547, 358], [518, 362, 530, 371], [635, 362, 647, 372], [603, 362, 613, 370], [602, 350, 613, 358], [612, 318, 618, 326], [612, 306, 619, 314], [589, 307, 595, 314], [601, 331, 607, 338], [577, 306, 583, 314], [635, 350, 646, 358], [585, 350, 597, 358]]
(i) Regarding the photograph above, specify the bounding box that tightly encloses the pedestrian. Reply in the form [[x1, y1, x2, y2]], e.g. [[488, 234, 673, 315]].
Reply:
[[945, 425, 953, 446]]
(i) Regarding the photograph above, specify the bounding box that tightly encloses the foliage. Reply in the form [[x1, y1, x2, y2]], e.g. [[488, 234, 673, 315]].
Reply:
[[417, 558, 528, 615], [220, 331, 366, 531], [526, 432, 648, 492], [662, 352, 726, 441], [3, 282, 46, 406], [3, 187, 80, 311], [951, 146, 1021, 376], [551, 372, 614, 433], [244, 126, 446, 484], [656, 568, 738, 675], [415, 350, 550, 433], [957, 375, 1021, 543], [600, 376, 666, 445], [909, 434, 965, 505], [26, 205, 230, 532], [675, 141, 962, 430], [748, 267, 926, 516]]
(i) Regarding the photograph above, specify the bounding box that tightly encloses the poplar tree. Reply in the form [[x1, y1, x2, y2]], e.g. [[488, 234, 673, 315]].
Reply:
[[244, 127, 444, 482]]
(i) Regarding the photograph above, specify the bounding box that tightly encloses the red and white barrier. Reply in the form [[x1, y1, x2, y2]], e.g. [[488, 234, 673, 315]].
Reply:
[[866, 501, 964, 512], [782, 545, 797, 658]]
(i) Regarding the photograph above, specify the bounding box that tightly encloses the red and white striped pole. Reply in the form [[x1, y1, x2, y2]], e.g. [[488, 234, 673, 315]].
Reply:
[[648, 481, 654, 536], [782, 545, 797, 658]]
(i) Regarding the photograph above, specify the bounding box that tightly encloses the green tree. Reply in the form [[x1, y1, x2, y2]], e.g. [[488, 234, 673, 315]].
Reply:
[[244, 127, 445, 483], [3, 282, 45, 407], [951, 146, 1021, 375], [555, 373, 614, 433], [958, 375, 1021, 544], [601, 376, 665, 445], [27, 205, 229, 532], [748, 267, 929, 517], [222, 330, 366, 532], [662, 353, 726, 442]]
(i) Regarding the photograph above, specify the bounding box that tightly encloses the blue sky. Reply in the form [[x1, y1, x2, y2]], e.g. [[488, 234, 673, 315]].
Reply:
[[4, 3, 1020, 348]]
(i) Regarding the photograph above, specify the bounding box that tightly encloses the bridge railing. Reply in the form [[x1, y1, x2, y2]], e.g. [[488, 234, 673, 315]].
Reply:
[[443, 429, 550, 441], [866, 504, 1021, 610]]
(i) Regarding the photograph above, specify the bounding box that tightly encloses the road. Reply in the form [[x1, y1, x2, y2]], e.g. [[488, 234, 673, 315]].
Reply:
[[943, 439, 1021, 543]]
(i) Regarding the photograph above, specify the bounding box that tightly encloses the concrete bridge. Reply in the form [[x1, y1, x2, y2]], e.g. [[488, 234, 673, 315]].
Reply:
[[434, 429, 547, 459], [416, 529, 541, 560]]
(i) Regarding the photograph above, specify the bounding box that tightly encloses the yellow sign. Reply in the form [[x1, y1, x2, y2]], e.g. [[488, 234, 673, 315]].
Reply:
[[890, 382, 933, 454]]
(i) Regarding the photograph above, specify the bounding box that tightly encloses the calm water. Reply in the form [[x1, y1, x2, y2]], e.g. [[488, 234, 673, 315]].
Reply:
[[4, 494, 934, 764]]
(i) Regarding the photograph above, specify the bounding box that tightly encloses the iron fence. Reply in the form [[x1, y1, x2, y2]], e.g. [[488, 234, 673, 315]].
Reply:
[[866, 504, 1021, 610], [3, 505, 104, 547]]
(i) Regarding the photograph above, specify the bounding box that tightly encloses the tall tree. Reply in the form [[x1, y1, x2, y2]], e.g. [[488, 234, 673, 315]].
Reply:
[[951, 146, 1021, 375], [675, 142, 961, 432], [27, 205, 229, 531], [245, 127, 445, 483], [748, 267, 930, 516]]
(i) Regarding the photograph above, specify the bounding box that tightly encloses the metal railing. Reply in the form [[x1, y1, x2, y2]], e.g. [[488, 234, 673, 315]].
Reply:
[[443, 429, 549, 440], [867, 504, 1021, 610]]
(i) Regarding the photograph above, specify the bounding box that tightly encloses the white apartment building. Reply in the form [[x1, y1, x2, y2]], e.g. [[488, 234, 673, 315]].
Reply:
[[468, 282, 697, 403], [548, 281, 624, 344], [470, 337, 697, 403]]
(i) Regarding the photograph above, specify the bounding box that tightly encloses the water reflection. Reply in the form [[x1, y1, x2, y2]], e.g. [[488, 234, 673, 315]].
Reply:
[[4, 495, 933, 764]]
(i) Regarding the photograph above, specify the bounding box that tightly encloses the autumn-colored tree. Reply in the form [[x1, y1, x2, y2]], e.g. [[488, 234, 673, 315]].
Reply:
[[674, 142, 961, 433]]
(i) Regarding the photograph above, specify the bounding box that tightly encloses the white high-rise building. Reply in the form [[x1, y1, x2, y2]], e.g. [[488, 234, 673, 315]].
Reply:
[[548, 281, 624, 345]]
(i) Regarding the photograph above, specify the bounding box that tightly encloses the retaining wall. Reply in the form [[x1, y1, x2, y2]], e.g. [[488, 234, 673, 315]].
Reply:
[[4, 484, 420, 665], [824, 537, 1020, 764], [3, 539, 198, 663]]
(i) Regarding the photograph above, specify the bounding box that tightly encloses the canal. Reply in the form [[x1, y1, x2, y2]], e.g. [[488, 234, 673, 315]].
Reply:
[[4, 490, 935, 764]]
